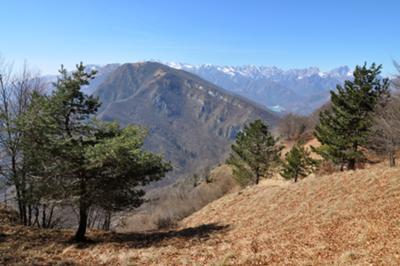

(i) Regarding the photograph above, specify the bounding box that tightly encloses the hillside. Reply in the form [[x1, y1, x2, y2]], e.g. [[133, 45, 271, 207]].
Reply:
[[181, 163, 400, 265], [94, 62, 278, 182], [1, 162, 400, 265]]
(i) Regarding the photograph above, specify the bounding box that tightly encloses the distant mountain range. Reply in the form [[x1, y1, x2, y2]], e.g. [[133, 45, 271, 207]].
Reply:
[[165, 62, 352, 114], [92, 62, 278, 183], [72, 62, 352, 115]]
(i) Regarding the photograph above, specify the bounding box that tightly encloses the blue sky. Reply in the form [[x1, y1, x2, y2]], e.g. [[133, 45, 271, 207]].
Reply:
[[1, 0, 399, 75]]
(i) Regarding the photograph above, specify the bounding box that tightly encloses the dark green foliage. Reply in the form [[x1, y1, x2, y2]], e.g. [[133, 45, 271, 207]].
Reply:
[[19, 63, 171, 241], [313, 63, 390, 170], [85, 123, 172, 213], [227, 119, 282, 186], [281, 142, 317, 182]]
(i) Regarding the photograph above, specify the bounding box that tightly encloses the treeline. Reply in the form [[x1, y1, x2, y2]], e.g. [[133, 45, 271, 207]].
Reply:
[[0, 61, 171, 241], [228, 63, 398, 185]]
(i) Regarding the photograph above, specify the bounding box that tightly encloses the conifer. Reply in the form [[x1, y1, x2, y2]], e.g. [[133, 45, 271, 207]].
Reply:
[[313, 63, 389, 170]]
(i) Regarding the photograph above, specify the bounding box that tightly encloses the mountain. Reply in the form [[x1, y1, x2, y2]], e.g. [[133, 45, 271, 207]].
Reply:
[[166, 63, 352, 114], [93, 62, 278, 182], [41, 61, 352, 180], [61, 62, 351, 115]]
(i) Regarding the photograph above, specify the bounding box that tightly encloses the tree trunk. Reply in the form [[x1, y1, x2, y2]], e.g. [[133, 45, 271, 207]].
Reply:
[[340, 161, 344, 171], [389, 151, 396, 167], [294, 169, 299, 183], [42, 204, 47, 228], [74, 200, 88, 241], [46, 206, 54, 228], [347, 144, 358, 170], [12, 156, 26, 225], [347, 159, 356, 170], [16, 191, 24, 223], [74, 177, 88, 241], [22, 203, 27, 226], [102, 211, 112, 231], [33, 206, 40, 228], [28, 205, 32, 226]]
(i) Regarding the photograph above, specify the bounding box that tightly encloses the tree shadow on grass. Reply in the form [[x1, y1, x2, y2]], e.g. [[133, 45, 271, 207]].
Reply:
[[75, 223, 230, 249]]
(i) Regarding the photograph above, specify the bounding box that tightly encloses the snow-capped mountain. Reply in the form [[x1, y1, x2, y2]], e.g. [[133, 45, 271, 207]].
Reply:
[[167, 62, 352, 80], [49, 62, 352, 115], [165, 62, 352, 114]]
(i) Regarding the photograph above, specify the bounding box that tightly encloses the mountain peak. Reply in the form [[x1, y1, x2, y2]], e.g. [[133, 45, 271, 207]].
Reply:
[[72, 61, 352, 114], [93, 62, 277, 182]]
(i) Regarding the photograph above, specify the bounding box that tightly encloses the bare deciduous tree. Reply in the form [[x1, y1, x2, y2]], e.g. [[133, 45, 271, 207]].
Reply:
[[0, 57, 50, 226], [368, 62, 400, 167], [277, 113, 311, 141], [369, 96, 400, 167]]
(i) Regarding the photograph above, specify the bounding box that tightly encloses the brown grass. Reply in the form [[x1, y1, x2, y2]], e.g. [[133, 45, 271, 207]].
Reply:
[[182, 162, 400, 265], [0, 204, 19, 226], [1, 162, 400, 265]]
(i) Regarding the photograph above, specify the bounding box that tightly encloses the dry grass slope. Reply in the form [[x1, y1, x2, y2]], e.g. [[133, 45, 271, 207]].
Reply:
[[1, 162, 400, 265], [182, 163, 400, 265]]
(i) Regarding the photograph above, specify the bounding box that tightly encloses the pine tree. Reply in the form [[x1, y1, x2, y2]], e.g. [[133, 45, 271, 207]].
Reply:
[[313, 63, 389, 170], [19, 63, 171, 241], [227, 119, 282, 186], [281, 142, 317, 182]]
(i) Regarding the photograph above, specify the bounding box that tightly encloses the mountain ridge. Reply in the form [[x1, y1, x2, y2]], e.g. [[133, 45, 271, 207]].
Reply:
[[166, 62, 352, 79], [164, 62, 351, 114], [93, 62, 278, 182], [73, 61, 352, 114]]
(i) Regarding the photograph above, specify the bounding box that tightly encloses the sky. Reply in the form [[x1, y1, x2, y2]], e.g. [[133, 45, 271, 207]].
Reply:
[[1, 0, 399, 75]]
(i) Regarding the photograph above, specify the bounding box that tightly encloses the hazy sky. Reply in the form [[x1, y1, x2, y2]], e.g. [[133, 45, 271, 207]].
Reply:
[[1, 0, 399, 75]]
